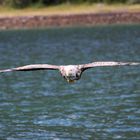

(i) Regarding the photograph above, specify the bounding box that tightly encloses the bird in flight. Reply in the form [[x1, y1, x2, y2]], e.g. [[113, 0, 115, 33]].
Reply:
[[0, 61, 139, 83]]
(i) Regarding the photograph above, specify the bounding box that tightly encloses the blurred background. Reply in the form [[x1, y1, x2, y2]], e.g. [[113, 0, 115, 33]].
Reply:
[[0, 0, 140, 9], [0, 0, 140, 140]]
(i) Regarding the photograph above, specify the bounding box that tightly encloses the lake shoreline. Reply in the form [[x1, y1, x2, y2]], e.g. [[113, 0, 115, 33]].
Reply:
[[0, 12, 140, 29]]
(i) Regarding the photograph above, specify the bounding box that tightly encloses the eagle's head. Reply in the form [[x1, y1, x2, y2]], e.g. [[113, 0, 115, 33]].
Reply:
[[60, 65, 82, 83]]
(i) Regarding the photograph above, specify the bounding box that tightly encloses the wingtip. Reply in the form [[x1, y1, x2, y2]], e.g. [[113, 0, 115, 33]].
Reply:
[[118, 62, 140, 66], [0, 69, 13, 73], [125, 62, 140, 66], [131, 62, 140, 65]]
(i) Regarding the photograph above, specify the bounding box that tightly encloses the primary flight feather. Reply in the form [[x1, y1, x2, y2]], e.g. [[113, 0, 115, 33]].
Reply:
[[0, 61, 139, 83]]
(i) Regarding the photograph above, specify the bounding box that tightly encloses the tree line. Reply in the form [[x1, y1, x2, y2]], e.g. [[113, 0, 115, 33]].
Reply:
[[0, 0, 139, 8]]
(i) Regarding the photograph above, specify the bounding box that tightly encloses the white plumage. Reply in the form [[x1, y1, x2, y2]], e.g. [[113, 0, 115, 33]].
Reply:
[[0, 61, 139, 83]]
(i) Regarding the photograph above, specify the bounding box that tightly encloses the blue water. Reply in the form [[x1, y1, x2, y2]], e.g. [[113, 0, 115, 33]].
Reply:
[[0, 25, 140, 139]]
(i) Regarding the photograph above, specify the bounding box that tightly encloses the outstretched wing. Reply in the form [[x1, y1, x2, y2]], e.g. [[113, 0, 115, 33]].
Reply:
[[0, 64, 60, 73], [82, 61, 140, 70]]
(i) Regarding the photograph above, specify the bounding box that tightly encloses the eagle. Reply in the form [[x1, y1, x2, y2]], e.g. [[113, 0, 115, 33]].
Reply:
[[0, 61, 139, 83]]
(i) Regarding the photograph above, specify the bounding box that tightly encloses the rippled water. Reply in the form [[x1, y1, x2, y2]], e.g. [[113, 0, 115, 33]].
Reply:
[[0, 25, 140, 140]]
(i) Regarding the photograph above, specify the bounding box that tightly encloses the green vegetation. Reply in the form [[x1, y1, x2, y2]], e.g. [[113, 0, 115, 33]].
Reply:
[[0, 3, 139, 17], [0, 0, 139, 17], [0, 0, 140, 9]]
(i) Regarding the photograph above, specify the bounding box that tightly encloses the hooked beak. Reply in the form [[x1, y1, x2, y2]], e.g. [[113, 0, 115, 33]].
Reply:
[[66, 79, 75, 83]]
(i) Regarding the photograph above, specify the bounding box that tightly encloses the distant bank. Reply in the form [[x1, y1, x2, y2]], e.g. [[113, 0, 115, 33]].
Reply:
[[0, 12, 140, 29]]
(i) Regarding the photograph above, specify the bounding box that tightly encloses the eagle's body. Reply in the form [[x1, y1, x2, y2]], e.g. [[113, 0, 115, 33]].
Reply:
[[0, 61, 139, 83], [60, 65, 82, 82]]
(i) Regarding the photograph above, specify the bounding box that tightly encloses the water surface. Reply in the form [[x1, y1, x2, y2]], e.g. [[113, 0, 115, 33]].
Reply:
[[0, 25, 140, 139]]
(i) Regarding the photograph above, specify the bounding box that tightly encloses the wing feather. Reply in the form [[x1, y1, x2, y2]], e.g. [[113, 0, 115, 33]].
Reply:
[[82, 61, 140, 70], [0, 64, 60, 73]]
